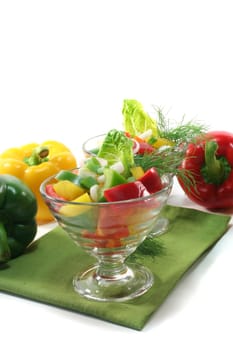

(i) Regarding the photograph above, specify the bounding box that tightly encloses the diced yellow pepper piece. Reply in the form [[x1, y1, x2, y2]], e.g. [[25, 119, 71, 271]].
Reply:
[[130, 166, 145, 179], [152, 138, 174, 149], [59, 192, 92, 216], [53, 180, 85, 201]]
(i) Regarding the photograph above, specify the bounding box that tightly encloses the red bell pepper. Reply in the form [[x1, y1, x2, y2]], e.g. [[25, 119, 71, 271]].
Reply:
[[178, 131, 233, 209]]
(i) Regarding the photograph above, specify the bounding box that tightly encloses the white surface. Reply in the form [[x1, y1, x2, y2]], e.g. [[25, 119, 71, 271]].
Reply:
[[1, 1, 233, 349]]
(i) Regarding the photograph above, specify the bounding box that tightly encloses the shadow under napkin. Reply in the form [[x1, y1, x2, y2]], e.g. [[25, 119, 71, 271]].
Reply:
[[0, 205, 231, 330]]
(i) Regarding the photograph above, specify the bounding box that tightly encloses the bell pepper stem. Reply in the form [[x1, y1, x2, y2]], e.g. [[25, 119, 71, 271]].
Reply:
[[0, 222, 11, 263], [24, 146, 49, 166], [205, 141, 222, 177], [202, 141, 230, 185]]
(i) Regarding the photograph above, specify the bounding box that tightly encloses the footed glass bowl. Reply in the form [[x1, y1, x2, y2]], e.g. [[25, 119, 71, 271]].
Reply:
[[40, 172, 173, 302]]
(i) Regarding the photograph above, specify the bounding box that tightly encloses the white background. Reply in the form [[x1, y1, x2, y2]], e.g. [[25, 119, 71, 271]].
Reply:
[[1, 1, 233, 349]]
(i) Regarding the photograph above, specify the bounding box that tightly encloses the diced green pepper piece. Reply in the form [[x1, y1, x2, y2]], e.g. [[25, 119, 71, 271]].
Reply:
[[126, 176, 136, 183], [55, 170, 80, 185], [79, 176, 98, 189], [96, 168, 127, 202], [103, 167, 127, 189], [85, 157, 101, 173]]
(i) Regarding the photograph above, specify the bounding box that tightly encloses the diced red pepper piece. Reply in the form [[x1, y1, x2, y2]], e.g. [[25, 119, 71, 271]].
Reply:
[[138, 167, 163, 193], [134, 137, 155, 154], [97, 226, 123, 238], [82, 229, 124, 248], [45, 184, 66, 212], [104, 181, 150, 202], [105, 239, 122, 248], [97, 205, 131, 237], [125, 132, 155, 154]]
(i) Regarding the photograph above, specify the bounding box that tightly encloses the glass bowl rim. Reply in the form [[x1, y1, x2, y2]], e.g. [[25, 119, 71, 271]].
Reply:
[[82, 132, 107, 154]]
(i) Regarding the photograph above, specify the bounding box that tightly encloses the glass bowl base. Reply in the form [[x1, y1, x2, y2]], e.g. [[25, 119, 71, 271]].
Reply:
[[73, 263, 154, 302]]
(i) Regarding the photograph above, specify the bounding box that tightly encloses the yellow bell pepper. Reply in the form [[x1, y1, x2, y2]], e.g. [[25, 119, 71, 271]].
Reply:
[[0, 140, 77, 224]]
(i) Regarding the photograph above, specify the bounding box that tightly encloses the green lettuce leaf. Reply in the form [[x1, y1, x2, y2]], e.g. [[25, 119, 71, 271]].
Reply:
[[97, 129, 134, 177], [122, 99, 158, 137]]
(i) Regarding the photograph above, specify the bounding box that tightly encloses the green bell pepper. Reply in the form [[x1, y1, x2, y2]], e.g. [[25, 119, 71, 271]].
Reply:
[[0, 174, 37, 263]]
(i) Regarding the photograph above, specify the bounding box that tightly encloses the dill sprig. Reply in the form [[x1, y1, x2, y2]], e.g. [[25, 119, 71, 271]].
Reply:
[[153, 106, 208, 144], [134, 146, 185, 176], [133, 105, 207, 188], [128, 236, 165, 262], [134, 146, 197, 189]]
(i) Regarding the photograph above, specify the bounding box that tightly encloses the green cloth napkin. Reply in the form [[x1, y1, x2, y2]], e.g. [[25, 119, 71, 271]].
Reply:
[[0, 205, 231, 330]]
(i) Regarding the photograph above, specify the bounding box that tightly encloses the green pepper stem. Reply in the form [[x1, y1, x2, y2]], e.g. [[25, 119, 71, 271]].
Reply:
[[0, 222, 11, 263], [205, 141, 222, 177], [201, 141, 230, 185], [24, 146, 49, 166]]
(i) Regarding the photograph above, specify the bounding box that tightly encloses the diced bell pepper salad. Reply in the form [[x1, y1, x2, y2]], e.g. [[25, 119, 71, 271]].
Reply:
[[44, 131, 167, 249], [46, 158, 163, 205]]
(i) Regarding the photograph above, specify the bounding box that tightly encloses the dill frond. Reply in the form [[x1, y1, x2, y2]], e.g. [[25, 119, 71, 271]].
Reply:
[[152, 105, 208, 144], [134, 146, 197, 189], [134, 146, 186, 175], [128, 236, 165, 262]]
